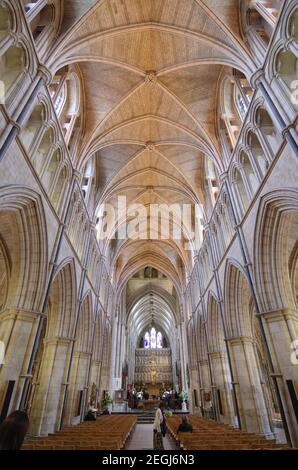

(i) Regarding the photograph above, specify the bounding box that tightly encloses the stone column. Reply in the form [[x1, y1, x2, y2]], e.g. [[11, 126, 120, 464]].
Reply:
[[30, 337, 72, 436], [109, 307, 119, 394], [0, 65, 52, 162], [0, 308, 42, 413], [90, 359, 101, 401], [117, 320, 125, 379], [246, 28, 266, 66], [189, 365, 201, 415], [208, 351, 235, 425], [26, 0, 49, 23], [259, 309, 298, 447], [64, 351, 90, 425], [95, 331, 105, 406], [118, 320, 126, 384], [255, 76, 298, 159], [199, 359, 212, 416], [178, 316, 188, 392], [228, 336, 272, 436]]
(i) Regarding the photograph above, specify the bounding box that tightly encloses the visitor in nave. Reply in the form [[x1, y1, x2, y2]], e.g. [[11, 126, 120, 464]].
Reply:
[[0, 411, 29, 450], [153, 402, 165, 450], [177, 415, 193, 434]]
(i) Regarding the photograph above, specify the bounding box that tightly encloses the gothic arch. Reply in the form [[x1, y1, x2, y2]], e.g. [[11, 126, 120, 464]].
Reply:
[[223, 260, 274, 434], [30, 258, 77, 435], [224, 259, 254, 339], [64, 290, 93, 424], [0, 236, 10, 312], [116, 251, 184, 300], [46, 258, 77, 339], [0, 1, 17, 36], [76, 291, 93, 354], [206, 292, 225, 353], [126, 283, 176, 318], [92, 311, 103, 363], [197, 314, 208, 363], [254, 189, 298, 313], [266, 1, 298, 80], [0, 186, 48, 312], [206, 291, 235, 423]]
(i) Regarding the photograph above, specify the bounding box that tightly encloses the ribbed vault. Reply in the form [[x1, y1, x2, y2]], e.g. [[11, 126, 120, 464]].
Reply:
[[46, 0, 257, 296], [126, 274, 178, 348]]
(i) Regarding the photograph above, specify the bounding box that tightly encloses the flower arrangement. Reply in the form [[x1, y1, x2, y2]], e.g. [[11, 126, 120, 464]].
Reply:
[[179, 390, 188, 402], [101, 392, 113, 407], [164, 409, 173, 417]]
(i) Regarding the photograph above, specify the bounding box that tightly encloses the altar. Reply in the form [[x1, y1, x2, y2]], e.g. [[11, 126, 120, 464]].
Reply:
[[137, 399, 160, 410], [142, 383, 162, 397]]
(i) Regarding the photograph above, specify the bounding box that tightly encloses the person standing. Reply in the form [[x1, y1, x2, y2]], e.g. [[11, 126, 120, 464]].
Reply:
[[153, 402, 165, 450], [177, 415, 193, 433], [0, 410, 29, 450]]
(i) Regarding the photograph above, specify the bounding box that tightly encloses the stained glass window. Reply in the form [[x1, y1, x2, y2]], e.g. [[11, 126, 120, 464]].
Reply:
[[150, 327, 157, 348], [143, 328, 163, 349], [157, 331, 163, 348], [144, 332, 150, 349]]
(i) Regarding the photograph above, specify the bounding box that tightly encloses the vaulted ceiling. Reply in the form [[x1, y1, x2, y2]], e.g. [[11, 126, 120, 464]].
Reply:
[[49, 1, 256, 292], [126, 271, 178, 344]]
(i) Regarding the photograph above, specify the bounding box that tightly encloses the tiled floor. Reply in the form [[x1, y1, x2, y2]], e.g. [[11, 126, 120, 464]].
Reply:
[[125, 424, 178, 450]]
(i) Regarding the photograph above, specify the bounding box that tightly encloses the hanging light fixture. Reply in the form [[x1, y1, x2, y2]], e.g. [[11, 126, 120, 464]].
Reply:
[[149, 295, 155, 328]]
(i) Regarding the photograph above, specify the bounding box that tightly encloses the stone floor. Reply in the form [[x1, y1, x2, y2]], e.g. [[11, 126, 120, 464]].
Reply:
[[125, 424, 178, 450]]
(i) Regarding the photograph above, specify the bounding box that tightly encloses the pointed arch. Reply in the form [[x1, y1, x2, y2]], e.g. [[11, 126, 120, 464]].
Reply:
[[76, 291, 93, 354], [224, 259, 254, 338], [206, 292, 225, 353], [197, 314, 208, 362], [92, 310, 103, 363], [0, 185, 48, 312], [254, 189, 298, 313], [46, 258, 77, 339]]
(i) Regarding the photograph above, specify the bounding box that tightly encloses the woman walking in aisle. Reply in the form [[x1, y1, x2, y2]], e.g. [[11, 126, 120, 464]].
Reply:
[[153, 402, 165, 450]]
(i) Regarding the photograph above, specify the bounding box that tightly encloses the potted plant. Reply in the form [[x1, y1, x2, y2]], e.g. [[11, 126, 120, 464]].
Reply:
[[179, 390, 188, 412], [101, 392, 113, 412]]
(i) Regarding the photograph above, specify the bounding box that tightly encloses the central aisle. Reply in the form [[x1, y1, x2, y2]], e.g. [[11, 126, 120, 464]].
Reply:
[[125, 424, 178, 450]]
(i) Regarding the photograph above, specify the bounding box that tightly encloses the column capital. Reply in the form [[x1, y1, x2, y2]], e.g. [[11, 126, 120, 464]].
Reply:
[[9, 119, 21, 131], [219, 171, 228, 183], [0, 308, 45, 323], [198, 359, 208, 366], [43, 121, 51, 131], [256, 308, 297, 322], [72, 169, 82, 181], [249, 68, 264, 89], [203, 221, 209, 231], [9, 31, 19, 43], [226, 335, 255, 346], [37, 64, 53, 85], [73, 351, 91, 360], [43, 337, 73, 346], [18, 374, 33, 379], [285, 37, 296, 51], [207, 351, 226, 359], [281, 124, 296, 139]]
